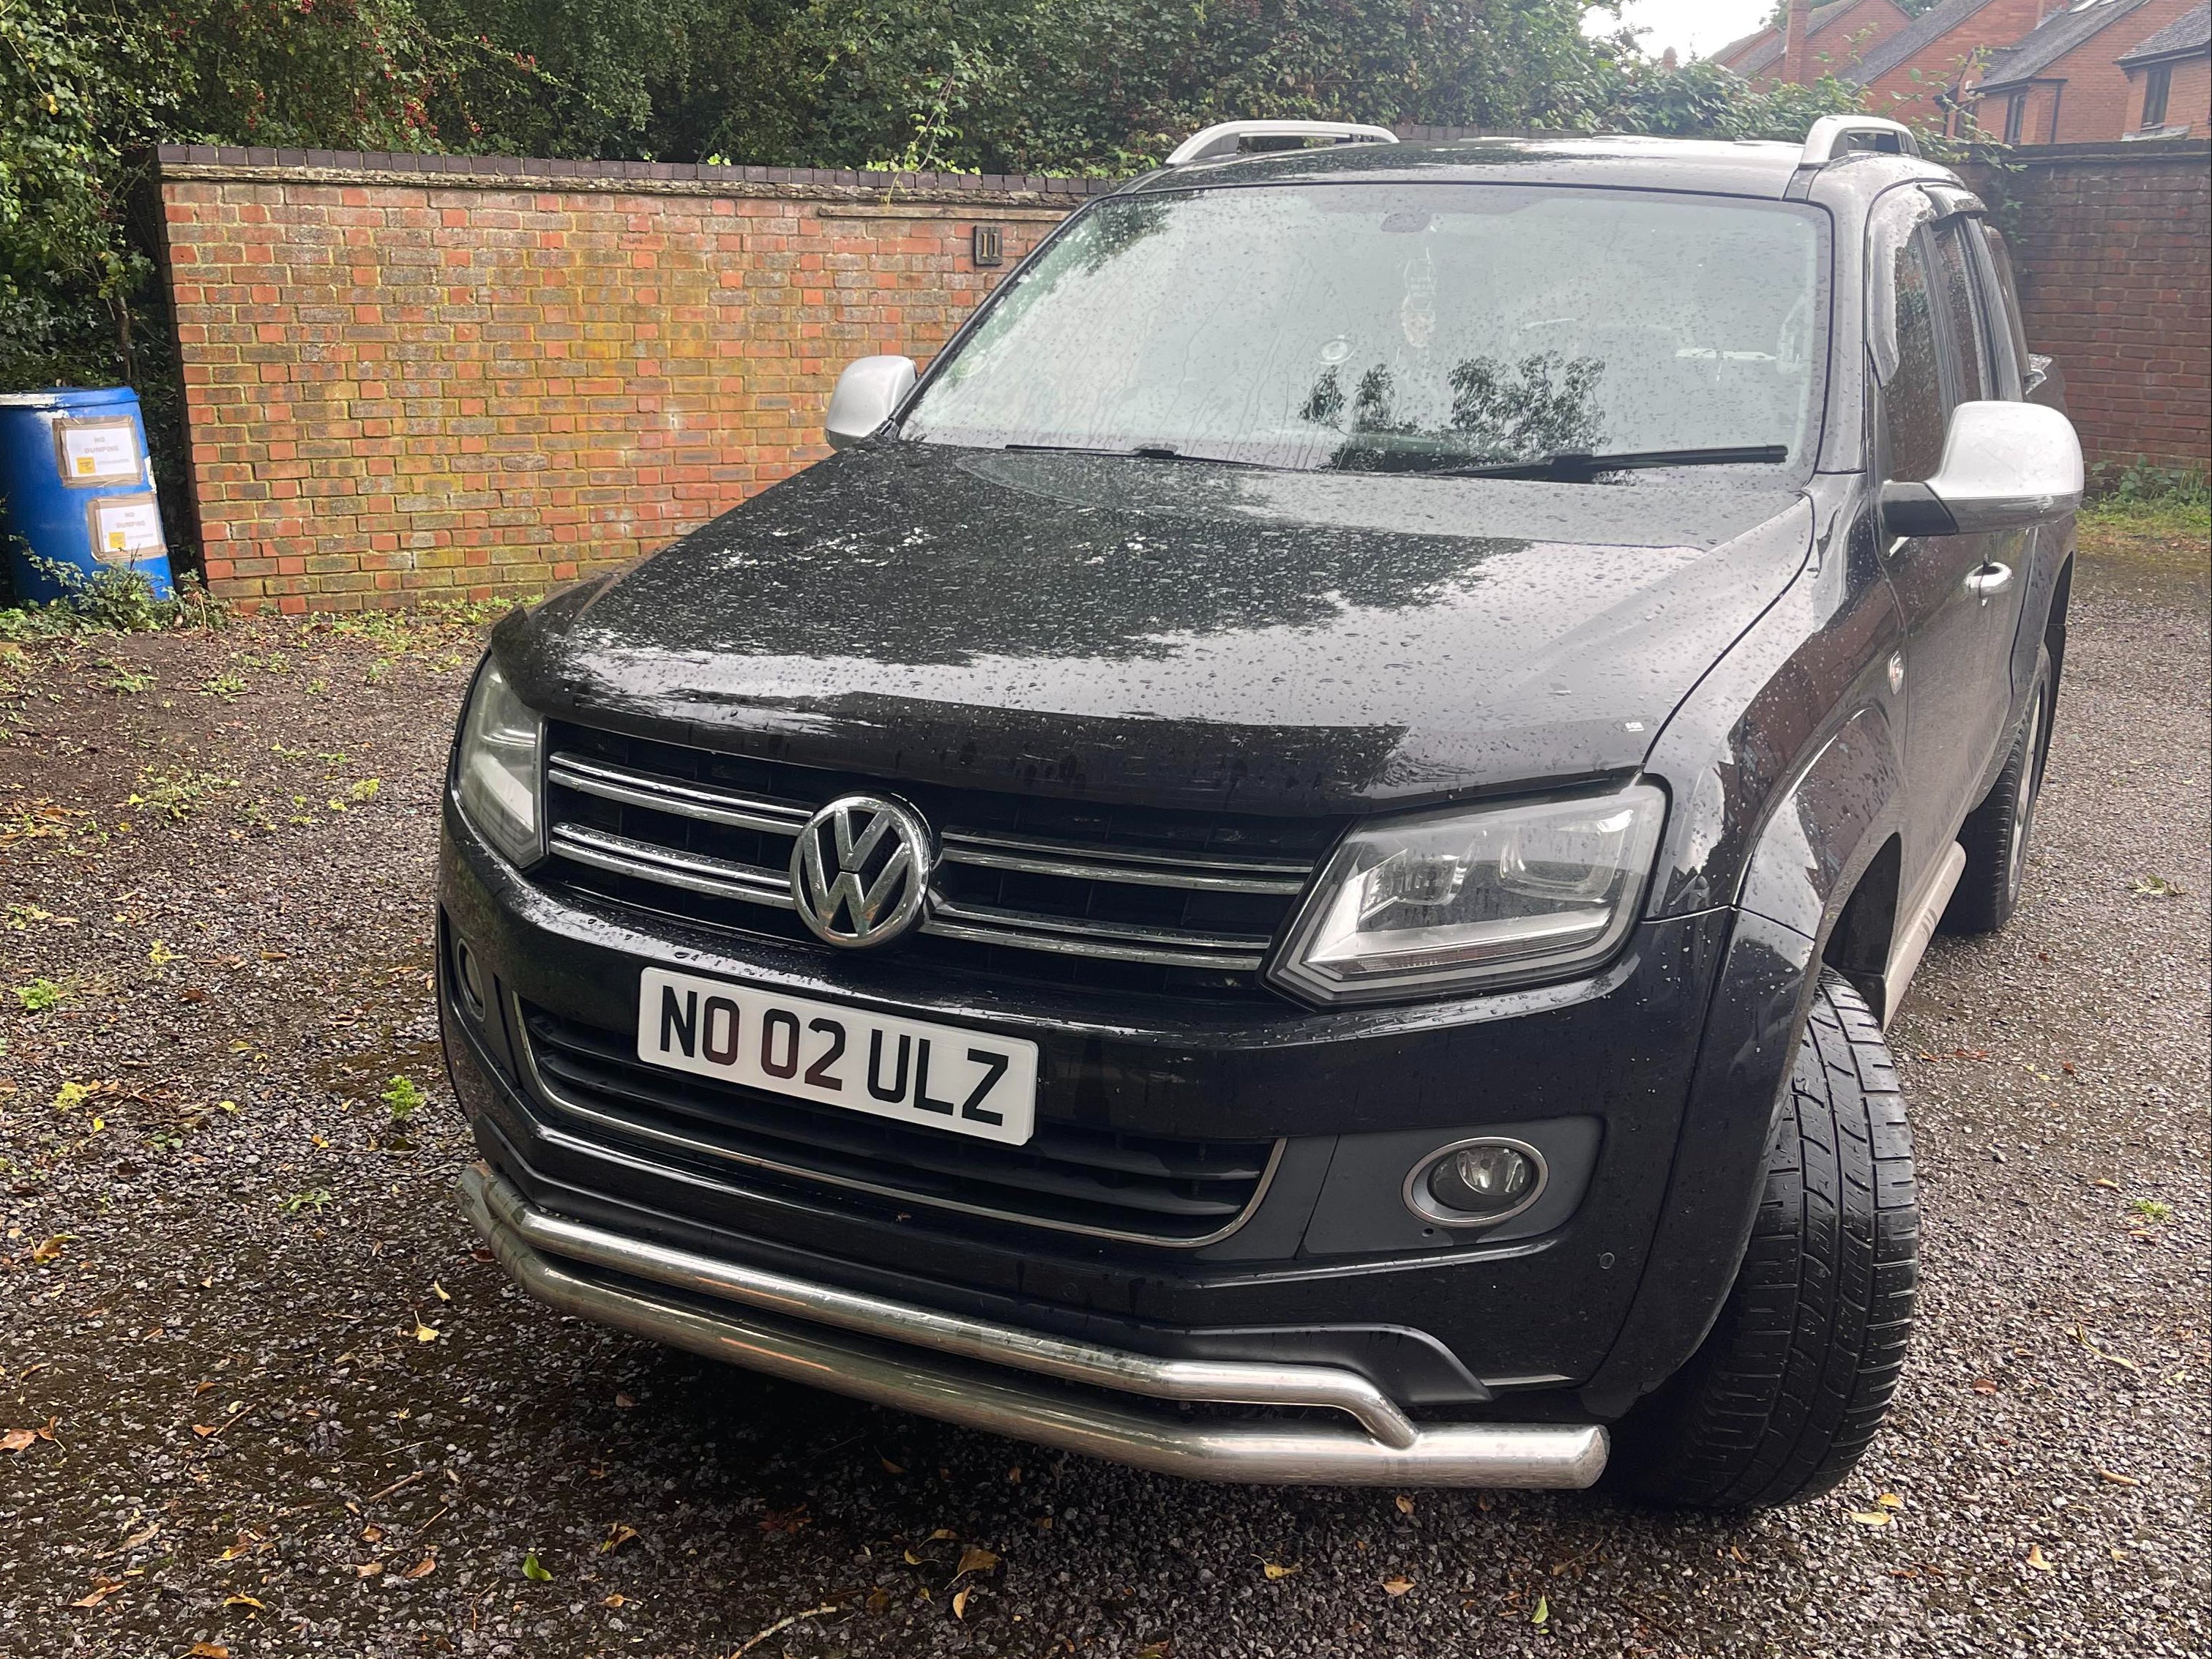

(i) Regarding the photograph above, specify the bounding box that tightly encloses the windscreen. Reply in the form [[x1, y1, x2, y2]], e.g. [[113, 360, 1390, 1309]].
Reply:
[[905, 183, 1827, 477]]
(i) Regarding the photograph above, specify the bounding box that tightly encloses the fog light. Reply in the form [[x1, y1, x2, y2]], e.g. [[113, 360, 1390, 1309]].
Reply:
[[1405, 1138, 1547, 1229], [453, 937, 487, 1018]]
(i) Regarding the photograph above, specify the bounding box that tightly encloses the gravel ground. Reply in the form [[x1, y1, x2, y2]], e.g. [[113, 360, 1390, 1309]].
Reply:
[[1, 548, 2205, 1659]]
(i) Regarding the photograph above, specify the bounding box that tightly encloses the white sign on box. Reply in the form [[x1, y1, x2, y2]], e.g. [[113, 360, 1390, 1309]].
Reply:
[[56, 417, 143, 486], [86, 493, 165, 564]]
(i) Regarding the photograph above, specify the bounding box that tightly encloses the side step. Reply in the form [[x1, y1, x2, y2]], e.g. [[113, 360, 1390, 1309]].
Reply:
[[461, 1164, 1608, 1488]]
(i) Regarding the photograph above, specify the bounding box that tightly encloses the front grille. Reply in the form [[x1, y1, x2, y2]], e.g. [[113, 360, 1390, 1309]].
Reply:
[[538, 723, 1341, 998], [517, 1002, 1282, 1246]]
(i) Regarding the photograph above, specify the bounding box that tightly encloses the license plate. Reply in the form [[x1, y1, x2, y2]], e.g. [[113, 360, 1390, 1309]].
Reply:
[[635, 966, 1039, 1146]]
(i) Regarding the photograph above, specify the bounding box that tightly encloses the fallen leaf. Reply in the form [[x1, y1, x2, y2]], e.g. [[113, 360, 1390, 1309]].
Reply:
[[401, 1555, 436, 1580], [613, 1392, 636, 1409], [1532, 1595, 1550, 1626], [521, 1552, 552, 1582], [412, 1319, 440, 1343], [1, 1428, 37, 1454], [1875, 1492, 1906, 1510], [359, 1524, 384, 1544], [194, 1380, 218, 1397], [927, 1527, 957, 1542], [187, 1645, 231, 1657], [601, 1523, 639, 1554], [955, 1545, 1000, 1577], [2025, 1544, 2054, 1573], [1394, 1494, 1415, 1516], [952, 1587, 971, 1619], [72, 1578, 124, 1608], [759, 1505, 812, 1536], [1970, 1379, 1999, 1395], [1847, 1510, 1894, 1528], [601, 1593, 628, 1608], [223, 1594, 266, 1612], [355, 1561, 384, 1578], [2092, 1177, 2121, 1190], [2129, 874, 2185, 898], [1135, 1644, 1170, 1659], [431, 1281, 451, 1302], [880, 1458, 905, 1475], [119, 1522, 160, 1549], [29, 1235, 65, 1264], [2096, 1469, 2140, 1487], [1382, 1576, 1415, 1596], [1262, 1561, 1299, 1581]]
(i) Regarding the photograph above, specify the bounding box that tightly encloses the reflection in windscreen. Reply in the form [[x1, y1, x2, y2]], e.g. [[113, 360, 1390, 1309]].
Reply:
[[905, 184, 1826, 474]]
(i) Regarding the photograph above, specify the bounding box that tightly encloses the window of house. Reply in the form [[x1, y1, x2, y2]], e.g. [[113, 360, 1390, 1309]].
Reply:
[[2003, 92, 2027, 144], [2141, 63, 2172, 130]]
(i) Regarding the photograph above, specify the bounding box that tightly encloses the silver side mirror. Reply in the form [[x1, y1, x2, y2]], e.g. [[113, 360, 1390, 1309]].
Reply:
[[825, 355, 916, 449], [1882, 400, 2083, 537]]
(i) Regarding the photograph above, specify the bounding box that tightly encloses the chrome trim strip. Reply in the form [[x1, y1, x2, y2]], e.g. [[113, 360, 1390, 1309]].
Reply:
[[463, 1164, 1610, 1487], [1880, 840, 1966, 1027], [925, 898, 1271, 967], [941, 835, 1310, 895], [944, 828, 1312, 878], [921, 915, 1268, 972], [548, 753, 810, 835], [549, 824, 793, 909], [514, 1000, 1285, 1250]]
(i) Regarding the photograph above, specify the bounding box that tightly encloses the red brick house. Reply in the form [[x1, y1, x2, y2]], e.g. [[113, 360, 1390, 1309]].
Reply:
[[1711, 0, 1914, 88], [1842, 0, 2058, 128], [1970, 0, 2208, 142], [2115, 3, 2211, 135]]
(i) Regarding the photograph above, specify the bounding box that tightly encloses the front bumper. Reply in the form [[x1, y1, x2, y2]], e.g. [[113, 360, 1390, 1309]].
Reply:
[[440, 793, 1768, 1415], [463, 1161, 1608, 1487]]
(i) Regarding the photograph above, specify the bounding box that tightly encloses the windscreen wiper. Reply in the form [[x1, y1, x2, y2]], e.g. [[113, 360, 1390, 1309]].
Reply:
[[1001, 442, 1268, 468], [1433, 444, 1790, 481]]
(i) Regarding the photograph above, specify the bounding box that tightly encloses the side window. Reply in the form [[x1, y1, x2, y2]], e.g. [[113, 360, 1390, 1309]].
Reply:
[[1976, 224, 2031, 399], [1927, 221, 1991, 405], [1880, 225, 1950, 481]]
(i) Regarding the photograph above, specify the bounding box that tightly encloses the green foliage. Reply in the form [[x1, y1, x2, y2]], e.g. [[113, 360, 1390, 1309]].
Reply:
[[2089, 458, 2211, 511], [382, 1073, 427, 1120], [1604, 58, 1865, 141]]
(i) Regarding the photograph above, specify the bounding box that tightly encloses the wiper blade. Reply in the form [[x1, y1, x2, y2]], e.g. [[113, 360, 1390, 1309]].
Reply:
[[1434, 444, 1790, 481], [1002, 442, 1268, 469]]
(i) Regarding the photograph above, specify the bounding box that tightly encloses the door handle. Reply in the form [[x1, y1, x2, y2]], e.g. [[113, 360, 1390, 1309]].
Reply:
[[1965, 562, 2014, 599]]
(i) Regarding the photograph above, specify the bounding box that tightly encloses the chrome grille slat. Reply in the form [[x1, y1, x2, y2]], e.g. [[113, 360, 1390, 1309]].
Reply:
[[938, 845, 1309, 898], [921, 914, 1269, 972], [548, 753, 810, 834], [549, 824, 793, 909]]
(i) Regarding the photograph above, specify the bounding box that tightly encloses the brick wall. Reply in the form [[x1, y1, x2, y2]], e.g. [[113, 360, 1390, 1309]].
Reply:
[[155, 147, 1102, 611], [155, 138, 2211, 611], [1990, 139, 2211, 473]]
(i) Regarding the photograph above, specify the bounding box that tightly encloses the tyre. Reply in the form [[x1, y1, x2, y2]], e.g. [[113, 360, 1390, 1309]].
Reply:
[[1940, 648, 2052, 935], [1610, 972, 1918, 1510]]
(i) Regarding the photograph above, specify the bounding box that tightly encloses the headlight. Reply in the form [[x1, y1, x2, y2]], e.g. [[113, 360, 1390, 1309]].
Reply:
[[454, 659, 543, 868], [1268, 783, 1666, 1006]]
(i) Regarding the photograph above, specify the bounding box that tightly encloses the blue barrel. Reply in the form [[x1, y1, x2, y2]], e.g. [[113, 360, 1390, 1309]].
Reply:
[[0, 387, 176, 605]]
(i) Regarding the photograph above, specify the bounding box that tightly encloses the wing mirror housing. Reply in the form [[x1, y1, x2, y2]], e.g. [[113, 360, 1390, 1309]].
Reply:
[[1881, 400, 2083, 538], [824, 354, 917, 449]]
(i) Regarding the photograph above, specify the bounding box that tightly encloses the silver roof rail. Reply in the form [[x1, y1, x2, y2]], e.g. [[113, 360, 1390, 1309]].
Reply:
[[1167, 119, 1399, 165], [1800, 115, 1921, 165]]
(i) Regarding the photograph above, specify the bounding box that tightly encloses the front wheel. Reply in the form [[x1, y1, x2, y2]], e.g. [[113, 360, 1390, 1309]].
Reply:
[[1942, 649, 2052, 935], [1610, 972, 1918, 1510]]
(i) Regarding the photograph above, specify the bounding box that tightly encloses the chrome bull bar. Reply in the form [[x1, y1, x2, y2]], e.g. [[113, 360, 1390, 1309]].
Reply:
[[460, 1163, 1608, 1488]]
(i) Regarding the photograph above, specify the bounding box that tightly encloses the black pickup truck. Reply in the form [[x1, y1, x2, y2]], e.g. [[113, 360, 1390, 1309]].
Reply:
[[436, 117, 2082, 1507]]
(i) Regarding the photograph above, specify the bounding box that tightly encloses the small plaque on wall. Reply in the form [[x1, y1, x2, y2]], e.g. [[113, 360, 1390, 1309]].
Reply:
[[971, 225, 1005, 268]]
